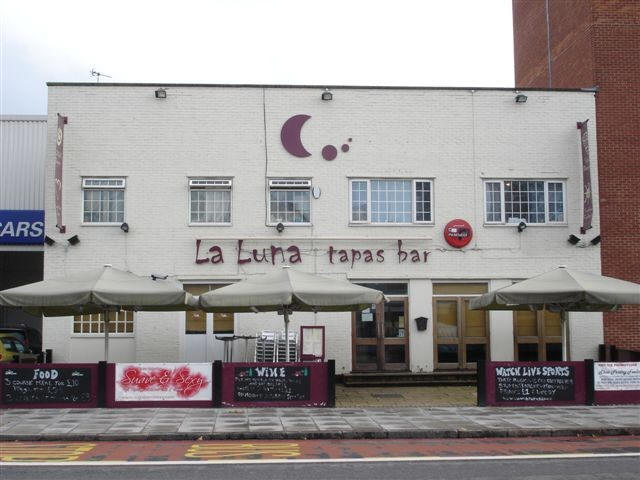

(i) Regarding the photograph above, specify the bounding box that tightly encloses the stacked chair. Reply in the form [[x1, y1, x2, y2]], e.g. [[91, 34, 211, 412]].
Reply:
[[276, 331, 298, 362], [254, 330, 298, 362]]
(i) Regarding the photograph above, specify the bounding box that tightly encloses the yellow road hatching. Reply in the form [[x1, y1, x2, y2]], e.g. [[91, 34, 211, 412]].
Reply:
[[0, 443, 96, 462], [186, 442, 301, 460]]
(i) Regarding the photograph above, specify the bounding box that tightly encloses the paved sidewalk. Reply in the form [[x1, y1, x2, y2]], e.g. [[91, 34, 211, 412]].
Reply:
[[1, 405, 638, 441]]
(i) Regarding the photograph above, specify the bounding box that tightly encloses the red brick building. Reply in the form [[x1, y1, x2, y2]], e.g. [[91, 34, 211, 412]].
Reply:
[[512, 0, 640, 351]]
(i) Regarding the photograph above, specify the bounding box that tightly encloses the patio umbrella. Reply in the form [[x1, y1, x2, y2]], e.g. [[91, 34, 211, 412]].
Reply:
[[0, 264, 195, 361], [196, 267, 386, 361], [469, 266, 640, 359]]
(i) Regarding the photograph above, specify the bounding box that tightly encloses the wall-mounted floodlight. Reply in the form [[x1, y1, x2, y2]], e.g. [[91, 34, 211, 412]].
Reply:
[[515, 93, 528, 103], [67, 235, 80, 246], [44, 236, 55, 246], [155, 88, 167, 99], [120, 222, 129, 233], [517, 221, 527, 233], [590, 235, 601, 245], [321, 89, 333, 101], [276, 222, 285, 233], [568, 234, 581, 245]]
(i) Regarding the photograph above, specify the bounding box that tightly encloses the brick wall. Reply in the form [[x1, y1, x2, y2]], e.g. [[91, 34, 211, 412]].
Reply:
[[513, 0, 640, 351]]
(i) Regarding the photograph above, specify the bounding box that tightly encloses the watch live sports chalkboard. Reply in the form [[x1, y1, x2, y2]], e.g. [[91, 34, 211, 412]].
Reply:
[[234, 366, 310, 402], [495, 364, 575, 402], [2, 366, 93, 405]]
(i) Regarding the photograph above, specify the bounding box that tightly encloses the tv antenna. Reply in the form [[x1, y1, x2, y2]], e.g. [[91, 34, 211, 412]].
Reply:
[[90, 69, 112, 83]]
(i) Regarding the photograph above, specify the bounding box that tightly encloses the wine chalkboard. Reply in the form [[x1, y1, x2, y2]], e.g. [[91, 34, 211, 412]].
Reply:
[[2, 366, 93, 405], [494, 365, 575, 402], [234, 366, 310, 402]]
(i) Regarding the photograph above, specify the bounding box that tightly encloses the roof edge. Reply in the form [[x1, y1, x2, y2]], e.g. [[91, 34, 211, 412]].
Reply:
[[45, 82, 595, 93], [0, 115, 48, 121]]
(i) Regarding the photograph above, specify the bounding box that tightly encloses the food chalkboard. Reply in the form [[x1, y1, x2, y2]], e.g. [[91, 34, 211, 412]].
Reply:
[[234, 366, 310, 402], [494, 365, 575, 402], [2, 366, 93, 405]]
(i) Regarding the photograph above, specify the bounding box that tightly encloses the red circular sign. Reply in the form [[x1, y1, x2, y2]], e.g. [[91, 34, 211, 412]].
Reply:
[[444, 219, 473, 248]]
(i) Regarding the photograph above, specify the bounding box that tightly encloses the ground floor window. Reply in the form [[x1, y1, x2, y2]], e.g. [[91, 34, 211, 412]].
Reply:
[[73, 311, 133, 334], [513, 310, 562, 361], [433, 283, 489, 370]]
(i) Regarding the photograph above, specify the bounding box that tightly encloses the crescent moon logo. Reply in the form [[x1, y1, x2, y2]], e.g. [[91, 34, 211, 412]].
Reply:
[[281, 114, 312, 158]]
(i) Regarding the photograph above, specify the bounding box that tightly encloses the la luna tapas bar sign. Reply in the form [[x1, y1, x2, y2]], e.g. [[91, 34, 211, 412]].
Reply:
[[195, 239, 430, 268]]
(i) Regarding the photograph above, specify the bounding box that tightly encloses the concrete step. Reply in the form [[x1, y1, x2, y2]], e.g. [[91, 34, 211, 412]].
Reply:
[[341, 371, 478, 387]]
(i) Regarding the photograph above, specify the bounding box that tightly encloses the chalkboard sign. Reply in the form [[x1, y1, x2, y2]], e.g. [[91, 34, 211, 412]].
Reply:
[[2, 366, 93, 405], [234, 366, 310, 402], [495, 365, 575, 402]]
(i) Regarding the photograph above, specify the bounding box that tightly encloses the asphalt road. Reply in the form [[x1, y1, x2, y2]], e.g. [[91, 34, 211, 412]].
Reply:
[[2, 456, 639, 480]]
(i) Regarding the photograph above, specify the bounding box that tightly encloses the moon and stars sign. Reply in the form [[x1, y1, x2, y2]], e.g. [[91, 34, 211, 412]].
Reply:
[[280, 114, 351, 161]]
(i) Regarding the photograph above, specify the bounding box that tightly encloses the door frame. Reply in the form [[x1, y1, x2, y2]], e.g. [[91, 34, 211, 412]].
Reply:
[[182, 282, 235, 362], [513, 310, 563, 361], [433, 295, 490, 370], [351, 296, 410, 372]]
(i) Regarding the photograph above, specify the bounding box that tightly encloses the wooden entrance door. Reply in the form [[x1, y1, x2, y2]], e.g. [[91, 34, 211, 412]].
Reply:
[[433, 297, 489, 370], [352, 298, 409, 372]]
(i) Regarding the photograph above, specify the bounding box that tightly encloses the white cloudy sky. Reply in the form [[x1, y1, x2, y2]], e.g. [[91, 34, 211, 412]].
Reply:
[[1, 0, 514, 114]]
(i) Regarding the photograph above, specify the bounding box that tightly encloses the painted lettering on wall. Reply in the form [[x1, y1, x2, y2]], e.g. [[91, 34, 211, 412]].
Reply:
[[0, 210, 45, 245], [195, 239, 430, 267]]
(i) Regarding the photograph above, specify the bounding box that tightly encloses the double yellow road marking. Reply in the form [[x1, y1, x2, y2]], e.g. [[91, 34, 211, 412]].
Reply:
[[186, 442, 301, 459], [0, 443, 96, 462]]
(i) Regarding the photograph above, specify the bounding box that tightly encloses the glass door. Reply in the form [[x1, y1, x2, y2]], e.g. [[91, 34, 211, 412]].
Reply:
[[353, 303, 379, 371], [434, 299, 459, 369], [514, 310, 563, 361], [382, 300, 409, 371], [352, 298, 409, 372], [434, 296, 489, 370], [184, 284, 235, 362], [184, 284, 209, 362]]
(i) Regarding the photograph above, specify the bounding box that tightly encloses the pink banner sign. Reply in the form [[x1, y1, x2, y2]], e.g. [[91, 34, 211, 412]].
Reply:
[[115, 363, 212, 401], [577, 120, 592, 234], [55, 114, 67, 233]]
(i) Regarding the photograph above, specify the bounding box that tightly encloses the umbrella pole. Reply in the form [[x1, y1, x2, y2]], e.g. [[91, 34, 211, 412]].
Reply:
[[284, 309, 290, 363], [561, 310, 570, 361], [104, 310, 110, 362]]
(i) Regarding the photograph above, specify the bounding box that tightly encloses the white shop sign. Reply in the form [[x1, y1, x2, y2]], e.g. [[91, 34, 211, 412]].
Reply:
[[594, 362, 640, 391], [115, 363, 212, 401]]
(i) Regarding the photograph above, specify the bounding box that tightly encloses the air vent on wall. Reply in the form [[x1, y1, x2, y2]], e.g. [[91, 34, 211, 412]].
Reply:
[[189, 179, 232, 189], [268, 179, 312, 189]]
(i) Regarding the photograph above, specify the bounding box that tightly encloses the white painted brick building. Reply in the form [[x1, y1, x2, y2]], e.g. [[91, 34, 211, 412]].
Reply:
[[43, 84, 602, 374]]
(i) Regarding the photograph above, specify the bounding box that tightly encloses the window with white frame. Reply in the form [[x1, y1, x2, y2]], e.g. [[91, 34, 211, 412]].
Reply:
[[350, 179, 433, 224], [82, 178, 125, 223], [189, 179, 232, 224], [268, 179, 311, 224], [484, 180, 566, 224], [73, 311, 134, 334]]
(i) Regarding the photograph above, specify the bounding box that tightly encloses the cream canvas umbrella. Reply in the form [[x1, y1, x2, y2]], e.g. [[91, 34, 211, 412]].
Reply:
[[469, 266, 640, 359], [0, 264, 195, 361], [196, 267, 387, 361]]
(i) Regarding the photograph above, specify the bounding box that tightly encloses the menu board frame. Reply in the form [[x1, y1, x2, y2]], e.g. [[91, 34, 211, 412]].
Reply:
[[221, 362, 329, 407], [0, 363, 98, 408], [479, 361, 586, 406]]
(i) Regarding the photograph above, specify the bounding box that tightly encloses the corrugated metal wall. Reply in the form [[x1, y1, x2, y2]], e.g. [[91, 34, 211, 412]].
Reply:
[[0, 115, 47, 210]]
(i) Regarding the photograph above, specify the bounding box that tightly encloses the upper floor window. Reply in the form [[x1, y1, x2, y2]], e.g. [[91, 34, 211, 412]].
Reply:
[[350, 179, 433, 224], [268, 179, 311, 225], [189, 178, 232, 224], [484, 180, 566, 224], [82, 178, 125, 224]]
